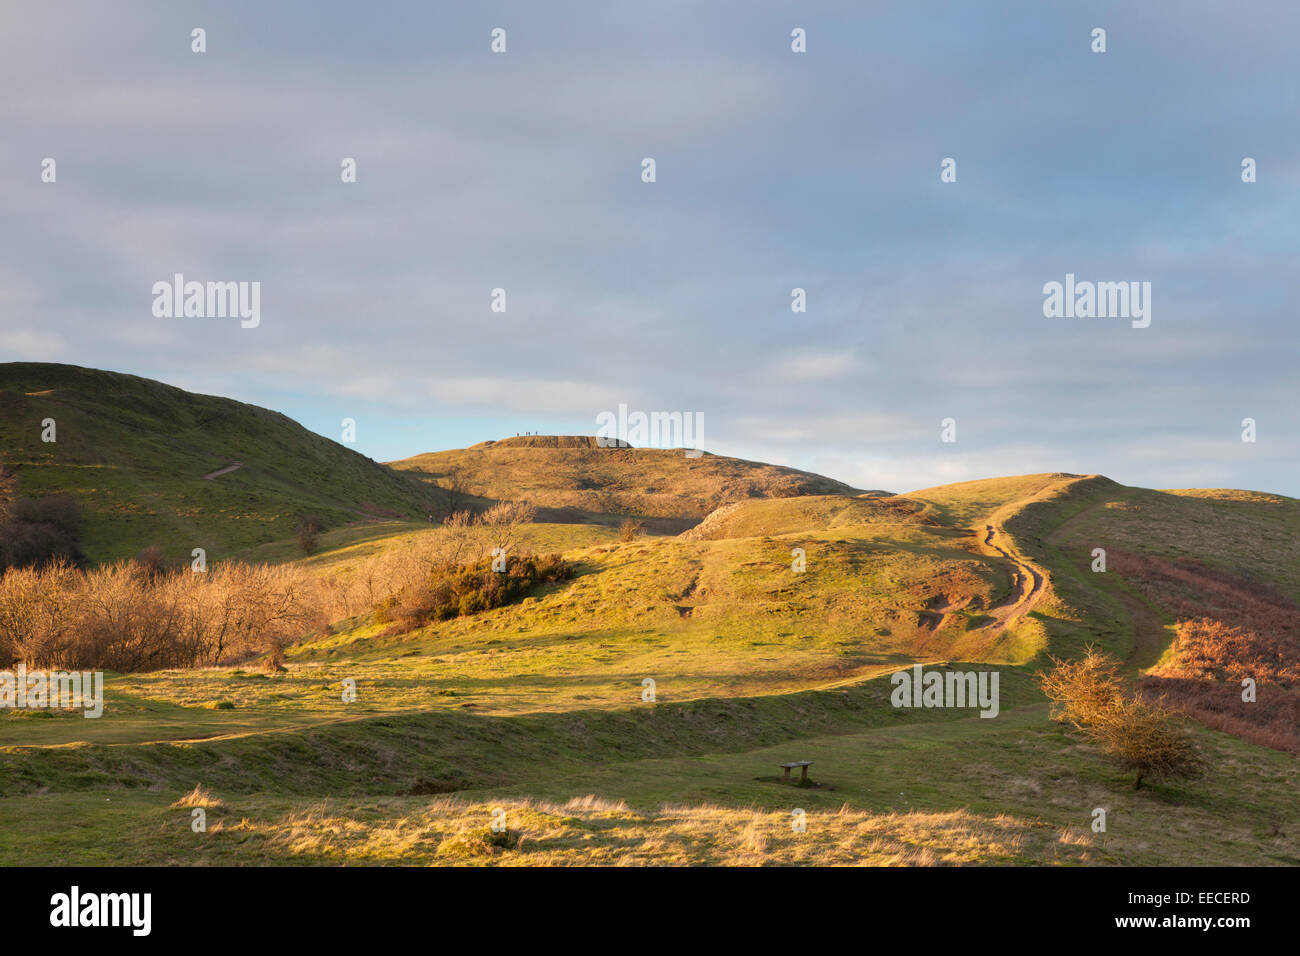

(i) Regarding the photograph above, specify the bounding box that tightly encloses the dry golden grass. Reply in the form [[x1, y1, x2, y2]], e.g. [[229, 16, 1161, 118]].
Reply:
[[169, 785, 224, 810], [185, 795, 1096, 866], [903, 473, 1090, 529], [390, 441, 862, 522], [680, 495, 931, 540]]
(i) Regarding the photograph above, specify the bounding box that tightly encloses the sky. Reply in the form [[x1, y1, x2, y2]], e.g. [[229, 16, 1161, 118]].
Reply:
[[1, 1, 1296, 495]]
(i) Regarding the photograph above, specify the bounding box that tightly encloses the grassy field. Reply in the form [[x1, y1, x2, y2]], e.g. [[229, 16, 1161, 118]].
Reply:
[[2, 370, 1297, 865], [3, 464, 1298, 865], [2, 697, 1294, 866]]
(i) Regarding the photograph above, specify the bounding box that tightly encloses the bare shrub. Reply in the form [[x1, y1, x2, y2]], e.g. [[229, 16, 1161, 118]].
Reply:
[[296, 516, 325, 555], [0, 561, 78, 666], [1088, 691, 1206, 790], [0, 493, 85, 571], [0, 558, 326, 671], [135, 545, 170, 579], [480, 499, 536, 534], [1039, 648, 1204, 791], [1038, 646, 1125, 728]]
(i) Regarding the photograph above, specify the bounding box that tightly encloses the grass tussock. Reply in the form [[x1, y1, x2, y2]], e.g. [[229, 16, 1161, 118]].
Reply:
[[170, 785, 224, 810], [435, 826, 522, 859]]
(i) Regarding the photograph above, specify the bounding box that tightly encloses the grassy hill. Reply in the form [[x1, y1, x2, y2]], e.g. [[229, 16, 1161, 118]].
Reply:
[[2, 387, 1298, 865], [390, 436, 866, 529], [0, 363, 439, 563]]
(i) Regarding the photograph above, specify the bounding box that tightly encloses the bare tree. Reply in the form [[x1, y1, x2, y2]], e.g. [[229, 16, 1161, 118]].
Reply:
[[441, 509, 479, 567], [441, 467, 470, 513], [479, 500, 537, 557], [296, 516, 325, 555]]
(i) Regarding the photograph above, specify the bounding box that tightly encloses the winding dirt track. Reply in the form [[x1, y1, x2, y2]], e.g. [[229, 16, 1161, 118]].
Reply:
[[914, 524, 1047, 637], [978, 524, 1045, 629]]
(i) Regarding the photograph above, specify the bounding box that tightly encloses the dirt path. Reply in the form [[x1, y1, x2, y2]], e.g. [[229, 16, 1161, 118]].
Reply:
[[977, 524, 1045, 629], [202, 461, 243, 480], [906, 526, 1046, 639]]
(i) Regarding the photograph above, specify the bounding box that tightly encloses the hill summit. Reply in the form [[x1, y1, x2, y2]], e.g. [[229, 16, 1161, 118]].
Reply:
[[470, 435, 629, 450], [391, 437, 864, 525]]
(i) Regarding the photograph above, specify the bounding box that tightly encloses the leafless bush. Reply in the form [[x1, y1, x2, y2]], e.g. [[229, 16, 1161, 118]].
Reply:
[[1039, 647, 1204, 790], [1038, 646, 1125, 728], [0, 558, 326, 671], [296, 516, 325, 555]]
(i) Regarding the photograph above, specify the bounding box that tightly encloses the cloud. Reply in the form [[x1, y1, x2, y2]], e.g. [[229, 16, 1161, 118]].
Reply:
[[0, 0, 1296, 495]]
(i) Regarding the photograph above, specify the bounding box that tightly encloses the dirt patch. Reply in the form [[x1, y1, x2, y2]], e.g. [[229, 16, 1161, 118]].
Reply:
[[202, 461, 243, 480]]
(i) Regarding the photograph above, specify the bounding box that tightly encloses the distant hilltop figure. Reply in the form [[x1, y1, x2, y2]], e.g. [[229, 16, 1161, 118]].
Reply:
[[472, 435, 634, 450]]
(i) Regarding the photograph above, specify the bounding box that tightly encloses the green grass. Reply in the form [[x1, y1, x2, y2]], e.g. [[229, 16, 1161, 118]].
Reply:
[[0, 363, 439, 562], [0, 519, 1022, 749], [3, 391, 1298, 867], [904, 473, 1088, 528], [1049, 485, 1300, 602], [1, 700, 1294, 866]]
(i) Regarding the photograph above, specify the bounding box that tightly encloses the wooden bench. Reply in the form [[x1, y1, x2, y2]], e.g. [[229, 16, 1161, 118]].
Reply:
[[780, 760, 813, 783]]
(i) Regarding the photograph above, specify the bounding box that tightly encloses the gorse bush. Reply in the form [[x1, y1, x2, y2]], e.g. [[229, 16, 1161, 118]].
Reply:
[[313, 498, 541, 622], [386, 553, 573, 629]]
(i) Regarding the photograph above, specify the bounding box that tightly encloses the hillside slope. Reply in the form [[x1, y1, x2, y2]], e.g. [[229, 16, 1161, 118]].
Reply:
[[903, 472, 1300, 754], [3, 467, 1298, 866], [0, 363, 438, 562], [390, 437, 865, 526]]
